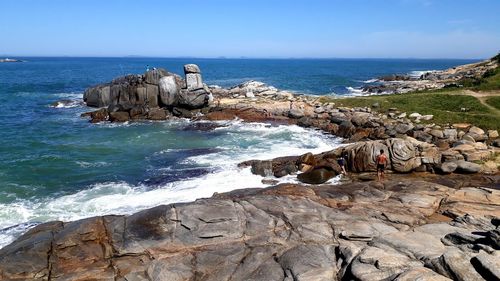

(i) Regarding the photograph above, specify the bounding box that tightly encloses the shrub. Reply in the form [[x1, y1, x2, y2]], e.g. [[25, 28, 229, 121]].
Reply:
[[492, 52, 500, 63]]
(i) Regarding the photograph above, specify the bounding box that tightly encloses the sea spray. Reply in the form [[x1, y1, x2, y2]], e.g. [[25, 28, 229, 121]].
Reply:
[[0, 120, 342, 248]]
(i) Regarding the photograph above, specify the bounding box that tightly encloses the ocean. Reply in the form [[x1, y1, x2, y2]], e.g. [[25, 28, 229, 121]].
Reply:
[[0, 57, 478, 247]]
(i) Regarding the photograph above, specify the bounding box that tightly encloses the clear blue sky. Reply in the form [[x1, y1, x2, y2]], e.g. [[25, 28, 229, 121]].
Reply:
[[1, 0, 499, 59]]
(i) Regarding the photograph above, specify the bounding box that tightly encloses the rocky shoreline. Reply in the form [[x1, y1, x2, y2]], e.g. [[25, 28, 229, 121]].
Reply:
[[1, 61, 499, 280], [78, 63, 499, 181], [1, 179, 498, 280], [361, 57, 499, 94]]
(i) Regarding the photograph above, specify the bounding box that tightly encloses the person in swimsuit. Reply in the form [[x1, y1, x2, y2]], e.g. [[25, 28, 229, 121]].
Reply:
[[337, 153, 348, 175], [376, 149, 387, 181]]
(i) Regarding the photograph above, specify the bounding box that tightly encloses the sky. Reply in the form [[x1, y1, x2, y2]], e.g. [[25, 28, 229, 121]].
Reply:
[[1, 0, 499, 59]]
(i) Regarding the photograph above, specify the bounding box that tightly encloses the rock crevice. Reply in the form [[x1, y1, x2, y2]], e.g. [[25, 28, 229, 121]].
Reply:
[[1, 180, 499, 280]]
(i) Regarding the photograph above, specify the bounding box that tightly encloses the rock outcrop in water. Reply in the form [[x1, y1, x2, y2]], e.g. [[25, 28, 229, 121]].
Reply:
[[0, 58, 22, 63], [82, 64, 212, 122], [0, 179, 499, 280]]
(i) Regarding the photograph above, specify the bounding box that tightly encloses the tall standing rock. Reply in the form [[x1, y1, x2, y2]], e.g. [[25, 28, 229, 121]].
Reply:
[[177, 64, 212, 109], [145, 84, 159, 107], [184, 64, 204, 91]]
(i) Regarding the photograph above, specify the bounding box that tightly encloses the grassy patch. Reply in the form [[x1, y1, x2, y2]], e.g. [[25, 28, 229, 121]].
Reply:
[[486, 96, 500, 110], [467, 66, 500, 91], [320, 92, 500, 130], [452, 67, 500, 91]]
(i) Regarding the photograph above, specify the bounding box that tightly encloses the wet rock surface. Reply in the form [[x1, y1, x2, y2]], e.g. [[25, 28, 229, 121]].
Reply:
[[50, 59, 500, 280], [1, 180, 499, 280]]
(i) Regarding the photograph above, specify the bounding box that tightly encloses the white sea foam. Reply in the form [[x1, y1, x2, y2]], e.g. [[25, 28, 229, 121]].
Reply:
[[0, 121, 342, 248], [363, 78, 379, 83], [346, 86, 366, 96], [75, 161, 110, 168], [53, 92, 82, 99], [51, 100, 83, 108], [49, 93, 84, 108], [408, 70, 436, 79]]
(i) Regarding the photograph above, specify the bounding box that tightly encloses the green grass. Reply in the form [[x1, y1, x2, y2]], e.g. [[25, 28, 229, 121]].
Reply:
[[316, 54, 500, 130], [319, 92, 500, 130], [486, 96, 500, 110], [470, 67, 500, 91]]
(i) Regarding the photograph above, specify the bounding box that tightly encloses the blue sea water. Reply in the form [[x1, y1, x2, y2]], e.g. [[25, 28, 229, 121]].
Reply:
[[0, 57, 477, 247]]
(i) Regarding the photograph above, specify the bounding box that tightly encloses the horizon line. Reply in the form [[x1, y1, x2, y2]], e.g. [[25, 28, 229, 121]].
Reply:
[[0, 55, 487, 61]]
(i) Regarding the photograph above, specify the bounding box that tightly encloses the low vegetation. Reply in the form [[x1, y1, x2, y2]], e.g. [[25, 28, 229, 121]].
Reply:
[[486, 96, 500, 110], [319, 91, 500, 130], [473, 66, 500, 91], [459, 53, 500, 91], [318, 54, 500, 130]]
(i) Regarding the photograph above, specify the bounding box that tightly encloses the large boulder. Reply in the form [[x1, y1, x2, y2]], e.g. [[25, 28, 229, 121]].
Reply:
[[395, 123, 414, 135], [184, 64, 201, 74], [250, 161, 273, 177], [436, 162, 458, 174], [83, 68, 189, 112], [177, 89, 210, 109], [159, 76, 180, 106], [455, 160, 481, 173], [144, 68, 170, 84], [83, 85, 111, 108], [337, 138, 437, 173], [288, 108, 305, 119], [297, 166, 337, 184], [147, 108, 169, 120], [109, 111, 130, 122], [387, 138, 421, 172], [343, 140, 389, 172], [89, 108, 109, 123]]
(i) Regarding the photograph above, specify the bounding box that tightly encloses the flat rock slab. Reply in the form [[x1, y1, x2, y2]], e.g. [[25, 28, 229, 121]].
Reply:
[[1, 180, 499, 280]]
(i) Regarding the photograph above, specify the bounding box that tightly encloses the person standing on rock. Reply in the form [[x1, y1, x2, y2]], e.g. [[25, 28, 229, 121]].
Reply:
[[337, 153, 348, 176], [376, 149, 387, 181]]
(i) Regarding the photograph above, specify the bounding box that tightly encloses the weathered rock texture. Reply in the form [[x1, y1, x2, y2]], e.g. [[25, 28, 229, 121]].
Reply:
[[0, 180, 498, 280], [241, 135, 498, 183], [78, 61, 499, 178], [82, 65, 212, 122]]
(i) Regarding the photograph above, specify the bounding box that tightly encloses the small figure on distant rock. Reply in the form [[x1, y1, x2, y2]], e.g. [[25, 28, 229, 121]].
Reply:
[[146, 65, 150, 71], [376, 149, 388, 181], [337, 152, 348, 176], [289, 100, 293, 110]]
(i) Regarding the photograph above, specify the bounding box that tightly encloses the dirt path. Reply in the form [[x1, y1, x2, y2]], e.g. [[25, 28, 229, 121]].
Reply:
[[460, 90, 500, 115]]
